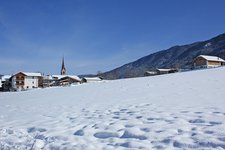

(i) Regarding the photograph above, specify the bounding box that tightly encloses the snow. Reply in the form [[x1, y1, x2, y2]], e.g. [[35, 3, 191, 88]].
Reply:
[[156, 68, 172, 71], [0, 67, 225, 149], [22, 72, 42, 77], [82, 77, 103, 82], [204, 42, 212, 48], [1, 75, 11, 81]]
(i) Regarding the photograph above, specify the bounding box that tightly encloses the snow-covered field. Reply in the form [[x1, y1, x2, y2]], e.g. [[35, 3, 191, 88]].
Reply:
[[1, 67, 225, 150]]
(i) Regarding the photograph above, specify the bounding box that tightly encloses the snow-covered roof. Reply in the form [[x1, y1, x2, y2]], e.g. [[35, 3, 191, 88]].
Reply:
[[52, 75, 81, 81], [1, 75, 12, 81], [16, 72, 42, 77], [157, 69, 172, 72], [83, 77, 103, 82], [198, 55, 225, 62], [52, 75, 66, 79], [66, 75, 81, 81], [145, 71, 157, 74], [43, 75, 54, 80]]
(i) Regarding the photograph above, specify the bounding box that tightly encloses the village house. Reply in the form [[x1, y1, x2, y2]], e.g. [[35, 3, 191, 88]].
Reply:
[[0, 75, 11, 91], [194, 55, 225, 69], [11, 72, 42, 91], [42, 75, 57, 87], [58, 75, 81, 86], [45, 75, 81, 86]]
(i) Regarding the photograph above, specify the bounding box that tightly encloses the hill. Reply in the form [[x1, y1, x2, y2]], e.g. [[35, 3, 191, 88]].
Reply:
[[0, 67, 225, 149], [102, 33, 225, 79]]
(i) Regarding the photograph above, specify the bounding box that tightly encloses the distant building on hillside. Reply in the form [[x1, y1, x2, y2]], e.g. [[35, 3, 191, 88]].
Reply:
[[194, 55, 225, 69], [144, 71, 157, 76], [61, 57, 66, 75], [11, 72, 42, 91], [144, 68, 178, 76], [156, 68, 178, 75]]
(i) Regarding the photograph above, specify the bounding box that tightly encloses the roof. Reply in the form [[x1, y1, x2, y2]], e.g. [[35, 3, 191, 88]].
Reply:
[[1, 75, 12, 81], [145, 71, 157, 75], [52, 75, 66, 79], [157, 69, 172, 72], [83, 77, 103, 81], [65, 75, 81, 81], [198, 55, 225, 62], [14, 72, 42, 77], [52, 75, 81, 81], [23, 72, 42, 77]]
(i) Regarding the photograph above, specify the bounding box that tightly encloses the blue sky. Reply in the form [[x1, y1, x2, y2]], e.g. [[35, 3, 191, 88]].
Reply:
[[0, 0, 225, 75]]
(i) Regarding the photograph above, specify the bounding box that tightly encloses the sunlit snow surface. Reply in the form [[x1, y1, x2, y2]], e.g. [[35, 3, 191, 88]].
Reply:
[[1, 67, 225, 149]]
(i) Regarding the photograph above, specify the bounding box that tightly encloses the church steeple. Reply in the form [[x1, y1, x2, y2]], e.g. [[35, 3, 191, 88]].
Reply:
[[61, 57, 66, 75]]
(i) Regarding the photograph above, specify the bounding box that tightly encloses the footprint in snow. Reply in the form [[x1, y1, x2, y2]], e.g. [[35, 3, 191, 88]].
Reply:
[[204, 130, 214, 134], [120, 130, 147, 140], [94, 132, 119, 139], [209, 121, 222, 125], [194, 112, 203, 114], [73, 130, 84, 136], [27, 127, 47, 133], [189, 119, 205, 124]]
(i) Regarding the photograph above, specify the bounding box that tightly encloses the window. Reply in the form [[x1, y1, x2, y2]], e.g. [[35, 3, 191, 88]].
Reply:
[[16, 76, 24, 79]]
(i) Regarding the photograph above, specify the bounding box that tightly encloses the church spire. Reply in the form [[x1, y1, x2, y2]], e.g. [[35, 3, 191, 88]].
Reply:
[[61, 57, 66, 75]]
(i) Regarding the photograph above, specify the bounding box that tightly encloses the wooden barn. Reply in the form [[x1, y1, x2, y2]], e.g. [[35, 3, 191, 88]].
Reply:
[[194, 55, 225, 69]]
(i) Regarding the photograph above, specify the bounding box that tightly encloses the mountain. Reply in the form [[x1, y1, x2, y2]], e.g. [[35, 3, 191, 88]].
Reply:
[[101, 33, 225, 79]]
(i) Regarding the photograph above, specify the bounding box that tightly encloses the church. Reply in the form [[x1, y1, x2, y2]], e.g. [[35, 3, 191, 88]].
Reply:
[[55, 57, 81, 86], [61, 57, 66, 75]]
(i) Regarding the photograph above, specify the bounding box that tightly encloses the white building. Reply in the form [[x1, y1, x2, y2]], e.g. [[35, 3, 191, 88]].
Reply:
[[11, 72, 42, 91]]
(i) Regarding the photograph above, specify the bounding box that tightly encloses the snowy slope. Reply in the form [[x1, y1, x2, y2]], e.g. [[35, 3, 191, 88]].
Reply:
[[0, 67, 225, 149]]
